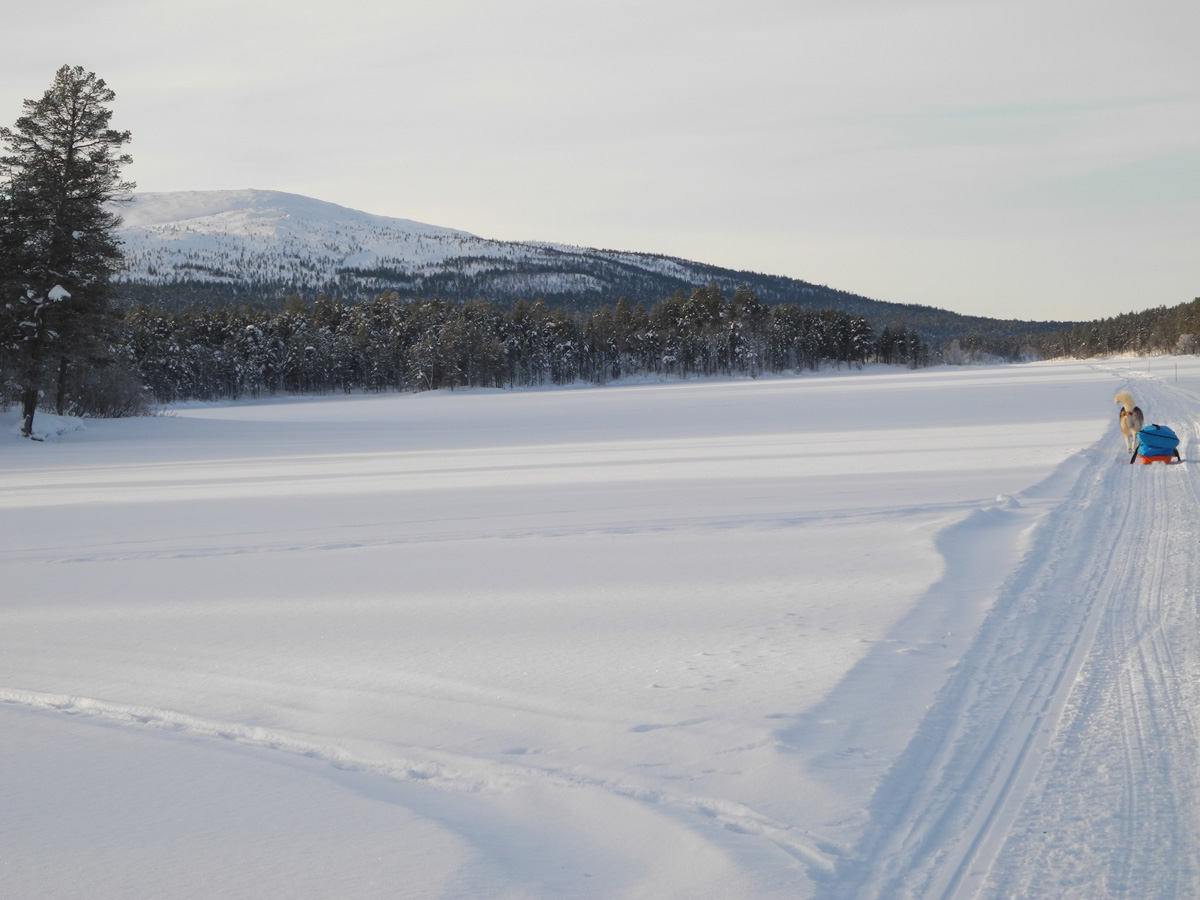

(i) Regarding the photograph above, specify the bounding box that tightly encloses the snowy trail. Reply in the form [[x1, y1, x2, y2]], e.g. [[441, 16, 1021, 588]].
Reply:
[[825, 372, 1200, 900]]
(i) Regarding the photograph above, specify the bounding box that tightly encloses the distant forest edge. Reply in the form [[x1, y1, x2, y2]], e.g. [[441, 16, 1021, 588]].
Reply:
[[6, 283, 1199, 419], [1036, 297, 1200, 359], [125, 286, 922, 404], [118, 287, 1200, 403], [112, 252, 1071, 346]]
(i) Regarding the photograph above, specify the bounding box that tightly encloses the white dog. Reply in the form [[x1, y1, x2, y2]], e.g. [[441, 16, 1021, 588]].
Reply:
[[1114, 390, 1144, 453]]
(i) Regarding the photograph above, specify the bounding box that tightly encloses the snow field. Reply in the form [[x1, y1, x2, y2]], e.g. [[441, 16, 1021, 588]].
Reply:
[[3, 358, 1195, 899]]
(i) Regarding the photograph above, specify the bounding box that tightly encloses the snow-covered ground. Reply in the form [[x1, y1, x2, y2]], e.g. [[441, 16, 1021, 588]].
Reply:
[[3, 357, 1199, 899]]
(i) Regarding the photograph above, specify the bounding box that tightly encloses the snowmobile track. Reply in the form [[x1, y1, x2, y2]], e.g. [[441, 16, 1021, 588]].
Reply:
[[822, 374, 1200, 900]]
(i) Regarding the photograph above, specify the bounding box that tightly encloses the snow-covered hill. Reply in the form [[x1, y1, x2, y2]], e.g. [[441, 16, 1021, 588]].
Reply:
[[111, 190, 1073, 342], [112, 189, 763, 308]]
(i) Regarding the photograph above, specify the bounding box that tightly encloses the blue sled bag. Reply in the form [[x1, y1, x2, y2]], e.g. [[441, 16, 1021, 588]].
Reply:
[[1134, 424, 1181, 464]]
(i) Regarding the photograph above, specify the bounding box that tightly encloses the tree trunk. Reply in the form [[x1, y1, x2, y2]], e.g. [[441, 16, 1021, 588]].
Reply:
[[19, 304, 47, 438], [20, 384, 38, 438], [55, 354, 70, 415]]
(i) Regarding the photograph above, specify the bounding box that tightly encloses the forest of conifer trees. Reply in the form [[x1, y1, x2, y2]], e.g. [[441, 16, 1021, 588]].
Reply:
[[122, 284, 929, 404], [1029, 298, 1200, 359], [10, 279, 1200, 420]]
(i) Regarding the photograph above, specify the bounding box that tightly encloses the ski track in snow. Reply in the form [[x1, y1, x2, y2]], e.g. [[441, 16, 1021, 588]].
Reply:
[[821, 370, 1200, 900], [0, 687, 834, 874]]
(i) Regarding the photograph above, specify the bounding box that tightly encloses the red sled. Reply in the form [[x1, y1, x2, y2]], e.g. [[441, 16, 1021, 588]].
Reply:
[[1138, 454, 1178, 465]]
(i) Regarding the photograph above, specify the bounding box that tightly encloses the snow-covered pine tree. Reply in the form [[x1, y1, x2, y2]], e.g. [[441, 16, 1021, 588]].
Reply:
[[0, 65, 134, 437]]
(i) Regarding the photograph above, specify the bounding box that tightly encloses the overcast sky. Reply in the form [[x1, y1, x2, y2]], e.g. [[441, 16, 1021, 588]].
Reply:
[[4, 0, 1197, 321]]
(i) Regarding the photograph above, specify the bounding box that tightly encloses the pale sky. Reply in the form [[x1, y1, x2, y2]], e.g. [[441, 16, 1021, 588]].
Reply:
[[4, 0, 1197, 321]]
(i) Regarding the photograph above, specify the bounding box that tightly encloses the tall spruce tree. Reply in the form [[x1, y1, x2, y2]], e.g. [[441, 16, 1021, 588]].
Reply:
[[0, 65, 133, 437]]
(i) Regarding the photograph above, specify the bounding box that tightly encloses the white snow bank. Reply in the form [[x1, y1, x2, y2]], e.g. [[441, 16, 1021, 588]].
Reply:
[[2, 408, 87, 443]]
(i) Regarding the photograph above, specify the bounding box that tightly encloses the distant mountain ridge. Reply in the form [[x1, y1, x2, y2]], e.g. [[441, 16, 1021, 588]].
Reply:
[[112, 189, 1069, 342]]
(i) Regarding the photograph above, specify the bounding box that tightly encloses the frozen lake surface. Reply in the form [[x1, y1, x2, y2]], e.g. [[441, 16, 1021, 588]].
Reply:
[[4, 357, 1200, 899]]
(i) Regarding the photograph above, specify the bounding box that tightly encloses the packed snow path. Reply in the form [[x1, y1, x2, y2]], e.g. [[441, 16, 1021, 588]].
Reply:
[[829, 372, 1200, 900]]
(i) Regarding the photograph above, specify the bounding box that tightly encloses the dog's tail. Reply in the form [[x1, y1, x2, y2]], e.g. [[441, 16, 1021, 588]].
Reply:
[[1114, 390, 1137, 412]]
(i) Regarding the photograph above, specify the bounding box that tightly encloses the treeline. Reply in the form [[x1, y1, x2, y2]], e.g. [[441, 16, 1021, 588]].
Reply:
[[1026, 297, 1200, 359], [125, 284, 929, 403]]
